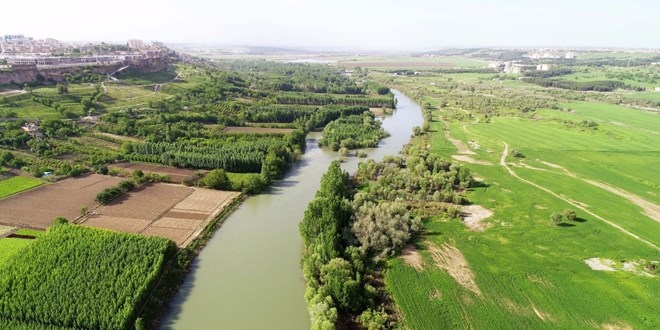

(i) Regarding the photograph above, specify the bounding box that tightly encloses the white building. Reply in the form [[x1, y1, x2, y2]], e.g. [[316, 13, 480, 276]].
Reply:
[[127, 39, 144, 50]]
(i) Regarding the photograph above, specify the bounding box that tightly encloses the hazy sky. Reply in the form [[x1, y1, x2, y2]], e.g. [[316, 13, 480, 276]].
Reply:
[[2, 0, 658, 50]]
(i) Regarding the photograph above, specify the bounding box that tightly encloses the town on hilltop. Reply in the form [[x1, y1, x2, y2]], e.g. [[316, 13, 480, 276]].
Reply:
[[0, 34, 167, 66]]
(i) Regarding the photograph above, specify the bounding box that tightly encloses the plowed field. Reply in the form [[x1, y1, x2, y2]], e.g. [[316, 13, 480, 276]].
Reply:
[[0, 174, 123, 229], [80, 183, 239, 246]]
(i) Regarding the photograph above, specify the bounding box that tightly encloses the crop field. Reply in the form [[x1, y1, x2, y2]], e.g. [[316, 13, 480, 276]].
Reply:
[[0, 223, 173, 330], [373, 68, 660, 329], [0, 176, 43, 199], [0, 174, 122, 229], [108, 162, 205, 183], [80, 183, 239, 246], [222, 126, 295, 134], [0, 228, 44, 266]]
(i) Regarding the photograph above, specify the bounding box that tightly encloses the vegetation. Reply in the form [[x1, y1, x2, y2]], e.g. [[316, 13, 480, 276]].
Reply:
[[0, 222, 175, 330], [0, 229, 44, 266], [301, 136, 474, 329], [0, 176, 43, 198], [95, 180, 136, 204], [319, 112, 389, 150], [367, 53, 660, 329]]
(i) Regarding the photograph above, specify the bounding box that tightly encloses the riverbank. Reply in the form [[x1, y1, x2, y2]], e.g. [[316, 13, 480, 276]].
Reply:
[[138, 193, 246, 329], [158, 90, 423, 329]]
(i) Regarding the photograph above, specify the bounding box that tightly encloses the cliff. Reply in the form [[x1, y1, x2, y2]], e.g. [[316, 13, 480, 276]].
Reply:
[[0, 57, 173, 85]]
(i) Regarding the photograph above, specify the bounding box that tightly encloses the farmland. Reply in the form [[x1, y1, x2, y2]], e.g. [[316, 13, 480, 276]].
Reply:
[[364, 54, 660, 329], [0, 174, 122, 229], [0, 223, 174, 330], [80, 183, 240, 246], [0, 176, 43, 199], [0, 228, 44, 266], [108, 162, 206, 183]]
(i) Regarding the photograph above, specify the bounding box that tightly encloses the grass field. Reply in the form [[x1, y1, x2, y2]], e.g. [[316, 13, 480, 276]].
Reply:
[[0, 176, 43, 199], [376, 70, 660, 329]]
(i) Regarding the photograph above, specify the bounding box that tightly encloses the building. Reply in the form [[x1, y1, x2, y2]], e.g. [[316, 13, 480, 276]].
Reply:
[[127, 39, 144, 50], [565, 52, 576, 59], [536, 64, 552, 71]]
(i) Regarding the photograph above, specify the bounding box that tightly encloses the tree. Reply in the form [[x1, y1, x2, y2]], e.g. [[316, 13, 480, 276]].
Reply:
[[562, 209, 577, 222], [320, 258, 363, 312], [550, 212, 564, 225], [203, 169, 230, 190]]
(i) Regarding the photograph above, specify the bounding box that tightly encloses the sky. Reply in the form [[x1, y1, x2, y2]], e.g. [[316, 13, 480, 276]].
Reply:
[[2, 0, 659, 51]]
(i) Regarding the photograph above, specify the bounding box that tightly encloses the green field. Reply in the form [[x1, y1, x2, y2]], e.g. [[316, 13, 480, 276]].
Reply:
[[0, 229, 44, 265], [0, 176, 43, 198], [0, 223, 174, 329], [373, 66, 660, 329]]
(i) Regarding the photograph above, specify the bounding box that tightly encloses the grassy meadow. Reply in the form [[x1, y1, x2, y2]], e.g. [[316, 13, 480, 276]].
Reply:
[[0, 176, 43, 199], [369, 65, 660, 329]]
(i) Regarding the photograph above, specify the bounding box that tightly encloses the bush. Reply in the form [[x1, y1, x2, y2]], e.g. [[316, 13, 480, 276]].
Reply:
[[203, 169, 230, 190], [357, 308, 389, 330]]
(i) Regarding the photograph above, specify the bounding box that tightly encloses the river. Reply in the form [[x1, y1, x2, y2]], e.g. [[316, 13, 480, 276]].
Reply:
[[160, 90, 423, 330]]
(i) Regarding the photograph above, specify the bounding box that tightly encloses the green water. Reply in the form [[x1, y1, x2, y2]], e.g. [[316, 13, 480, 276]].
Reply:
[[161, 90, 422, 329]]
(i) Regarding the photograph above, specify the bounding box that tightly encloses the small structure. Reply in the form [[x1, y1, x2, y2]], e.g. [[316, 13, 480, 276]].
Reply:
[[536, 64, 552, 71], [21, 122, 43, 140]]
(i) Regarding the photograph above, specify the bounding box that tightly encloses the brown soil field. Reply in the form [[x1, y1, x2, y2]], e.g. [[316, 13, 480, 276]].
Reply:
[[0, 174, 123, 229], [223, 126, 294, 134], [80, 183, 240, 246], [108, 162, 205, 183]]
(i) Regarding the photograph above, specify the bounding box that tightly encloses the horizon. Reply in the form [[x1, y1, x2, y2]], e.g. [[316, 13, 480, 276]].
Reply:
[[1, 0, 659, 51]]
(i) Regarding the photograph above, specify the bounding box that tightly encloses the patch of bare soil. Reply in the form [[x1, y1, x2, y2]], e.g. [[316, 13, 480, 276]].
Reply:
[[428, 289, 441, 301], [585, 258, 616, 271], [534, 204, 548, 209], [461, 205, 493, 232], [428, 243, 482, 297], [401, 244, 424, 271], [444, 130, 475, 155], [467, 140, 480, 150], [369, 107, 386, 116], [585, 179, 660, 223], [452, 155, 494, 166], [601, 322, 634, 330]]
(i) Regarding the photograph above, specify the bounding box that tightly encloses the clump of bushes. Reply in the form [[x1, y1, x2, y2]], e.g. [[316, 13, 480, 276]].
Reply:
[[95, 180, 135, 204]]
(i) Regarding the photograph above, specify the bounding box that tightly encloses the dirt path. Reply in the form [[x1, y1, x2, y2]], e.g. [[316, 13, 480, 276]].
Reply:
[[499, 141, 660, 251], [584, 179, 660, 223]]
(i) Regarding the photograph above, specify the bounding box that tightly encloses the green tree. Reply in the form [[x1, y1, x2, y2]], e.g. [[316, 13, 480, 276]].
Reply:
[[203, 169, 230, 190], [550, 212, 564, 225], [320, 258, 363, 312], [562, 209, 577, 222]]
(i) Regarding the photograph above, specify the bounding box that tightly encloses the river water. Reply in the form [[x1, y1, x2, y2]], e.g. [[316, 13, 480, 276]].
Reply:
[[161, 90, 423, 330]]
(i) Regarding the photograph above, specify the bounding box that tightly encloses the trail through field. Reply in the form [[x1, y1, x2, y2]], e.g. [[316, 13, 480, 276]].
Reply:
[[499, 141, 660, 251], [584, 179, 660, 223], [517, 158, 660, 224]]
